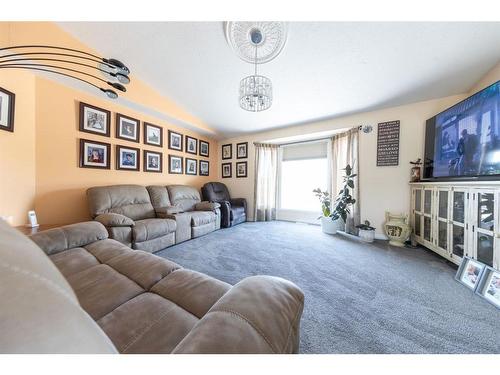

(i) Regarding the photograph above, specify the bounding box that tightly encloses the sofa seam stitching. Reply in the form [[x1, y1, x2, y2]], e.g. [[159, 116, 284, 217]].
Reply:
[[0, 261, 78, 305], [283, 299, 303, 353], [211, 308, 277, 354]]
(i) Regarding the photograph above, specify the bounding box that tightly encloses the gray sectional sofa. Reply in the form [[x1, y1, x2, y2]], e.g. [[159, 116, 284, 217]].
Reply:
[[87, 184, 222, 253]]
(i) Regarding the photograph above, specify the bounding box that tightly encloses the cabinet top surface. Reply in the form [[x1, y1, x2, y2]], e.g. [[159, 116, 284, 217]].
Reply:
[[410, 180, 500, 186]]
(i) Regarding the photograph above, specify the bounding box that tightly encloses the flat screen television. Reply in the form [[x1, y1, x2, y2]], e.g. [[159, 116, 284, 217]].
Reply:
[[423, 80, 500, 180]]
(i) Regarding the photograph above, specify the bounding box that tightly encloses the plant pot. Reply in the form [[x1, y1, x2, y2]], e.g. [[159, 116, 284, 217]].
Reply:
[[358, 229, 375, 243], [321, 217, 338, 234]]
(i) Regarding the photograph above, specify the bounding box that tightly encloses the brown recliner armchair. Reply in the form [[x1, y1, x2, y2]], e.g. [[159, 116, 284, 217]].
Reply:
[[201, 182, 247, 228]]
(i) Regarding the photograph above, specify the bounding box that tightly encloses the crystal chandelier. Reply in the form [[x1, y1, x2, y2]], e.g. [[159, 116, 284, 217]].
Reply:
[[239, 29, 272, 112]]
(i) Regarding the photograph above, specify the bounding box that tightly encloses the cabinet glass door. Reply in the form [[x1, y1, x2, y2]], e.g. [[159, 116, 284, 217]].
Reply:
[[436, 189, 450, 254], [451, 190, 467, 260], [422, 188, 434, 244], [412, 188, 423, 240], [474, 191, 496, 267]]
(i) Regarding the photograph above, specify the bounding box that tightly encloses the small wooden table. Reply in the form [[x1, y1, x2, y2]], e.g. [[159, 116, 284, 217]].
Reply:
[[15, 224, 63, 236]]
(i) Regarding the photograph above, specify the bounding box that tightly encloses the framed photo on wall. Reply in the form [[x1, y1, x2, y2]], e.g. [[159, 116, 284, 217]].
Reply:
[[185, 158, 197, 175], [199, 160, 209, 176], [79, 102, 110, 137], [199, 140, 209, 157], [455, 257, 486, 291], [236, 142, 248, 159], [185, 136, 198, 155], [79, 139, 110, 169], [143, 150, 162, 173], [116, 145, 140, 171], [169, 154, 183, 174], [475, 266, 500, 309], [222, 162, 232, 178], [0, 87, 15, 133], [144, 122, 163, 147], [116, 114, 140, 143], [168, 130, 183, 151], [236, 161, 248, 178], [222, 144, 232, 160]]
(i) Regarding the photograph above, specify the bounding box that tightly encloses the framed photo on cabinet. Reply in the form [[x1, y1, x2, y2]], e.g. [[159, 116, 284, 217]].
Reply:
[[169, 154, 183, 174], [222, 162, 232, 178], [144, 122, 163, 147], [79, 102, 110, 137], [185, 157, 197, 175], [79, 139, 111, 169], [116, 113, 140, 143], [199, 140, 209, 157], [0, 87, 15, 133], [185, 136, 198, 155], [236, 142, 248, 159], [116, 145, 140, 171], [168, 130, 183, 152], [143, 150, 163, 173], [222, 144, 232, 160], [199, 160, 209, 176]]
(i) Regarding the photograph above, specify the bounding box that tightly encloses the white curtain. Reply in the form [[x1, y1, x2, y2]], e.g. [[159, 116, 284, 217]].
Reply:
[[330, 127, 360, 234], [254, 143, 280, 222]]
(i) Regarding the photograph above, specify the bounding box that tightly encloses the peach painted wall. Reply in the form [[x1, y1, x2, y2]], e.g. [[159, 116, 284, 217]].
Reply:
[[0, 71, 36, 226], [34, 76, 218, 225]]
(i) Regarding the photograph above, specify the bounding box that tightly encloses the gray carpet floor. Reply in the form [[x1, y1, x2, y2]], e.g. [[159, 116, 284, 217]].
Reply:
[[156, 221, 500, 354]]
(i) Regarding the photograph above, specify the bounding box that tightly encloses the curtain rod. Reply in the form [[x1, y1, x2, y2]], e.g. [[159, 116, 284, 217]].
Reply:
[[254, 126, 360, 147]]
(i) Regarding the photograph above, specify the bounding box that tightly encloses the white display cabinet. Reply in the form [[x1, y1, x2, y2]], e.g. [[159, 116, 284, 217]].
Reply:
[[410, 182, 500, 269]]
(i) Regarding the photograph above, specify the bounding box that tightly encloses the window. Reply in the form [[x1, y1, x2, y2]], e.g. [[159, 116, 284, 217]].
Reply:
[[279, 140, 329, 215], [280, 158, 328, 211]]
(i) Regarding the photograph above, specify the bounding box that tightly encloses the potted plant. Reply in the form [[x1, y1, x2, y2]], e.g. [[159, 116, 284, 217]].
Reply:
[[356, 220, 376, 243], [313, 188, 337, 234], [314, 164, 357, 234]]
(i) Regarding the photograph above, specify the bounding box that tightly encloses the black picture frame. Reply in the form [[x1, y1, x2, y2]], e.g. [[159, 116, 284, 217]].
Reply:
[[0, 87, 15, 133], [236, 142, 248, 159], [143, 122, 163, 147], [168, 154, 184, 174], [222, 144, 232, 160], [79, 102, 110, 137], [185, 135, 198, 155], [236, 161, 248, 178], [199, 140, 209, 157], [79, 138, 111, 169], [222, 162, 232, 178], [116, 145, 141, 171], [143, 150, 163, 173], [168, 130, 183, 152], [185, 157, 197, 175], [116, 113, 140, 143], [199, 160, 210, 176]]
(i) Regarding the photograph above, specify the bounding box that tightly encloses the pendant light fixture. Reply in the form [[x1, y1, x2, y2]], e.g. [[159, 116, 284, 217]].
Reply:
[[239, 29, 272, 112], [225, 22, 287, 112], [0, 45, 131, 99]]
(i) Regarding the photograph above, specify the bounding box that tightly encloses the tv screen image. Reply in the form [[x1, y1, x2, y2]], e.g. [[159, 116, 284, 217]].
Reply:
[[429, 81, 500, 179]]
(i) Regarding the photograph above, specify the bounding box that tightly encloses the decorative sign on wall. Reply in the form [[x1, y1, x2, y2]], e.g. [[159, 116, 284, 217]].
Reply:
[[377, 120, 400, 166]]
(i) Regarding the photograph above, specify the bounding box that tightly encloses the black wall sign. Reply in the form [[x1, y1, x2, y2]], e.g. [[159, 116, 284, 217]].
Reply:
[[377, 120, 400, 166]]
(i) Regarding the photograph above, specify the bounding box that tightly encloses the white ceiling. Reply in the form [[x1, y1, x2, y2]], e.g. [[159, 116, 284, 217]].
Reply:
[[59, 22, 500, 139]]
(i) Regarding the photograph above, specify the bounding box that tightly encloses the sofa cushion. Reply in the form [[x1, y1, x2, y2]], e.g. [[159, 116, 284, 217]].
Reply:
[[230, 205, 246, 220], [87, 185, 156, 220], [146, 185, 172, 209], [167, 185, 202, 212], [97, 292, 198, 354], [133, 218, 176, 242], [191, 211, 216, 227], [49, 247, 100, 278], [95, 213, 135, 227]]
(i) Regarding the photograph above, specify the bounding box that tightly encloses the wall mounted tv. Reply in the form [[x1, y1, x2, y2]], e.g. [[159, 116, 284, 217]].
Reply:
[[423, 80, 500, 181]]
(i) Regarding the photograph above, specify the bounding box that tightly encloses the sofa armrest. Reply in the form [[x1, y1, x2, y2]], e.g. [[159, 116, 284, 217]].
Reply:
[[172, 276, 304, 354], [30, 221, 109, 255], [217, 201, 231, 228], [230, 198, 247, 210], [195, 201, 221, 212], [95, 213, 134, 227], [156, 205, 184, 218]]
